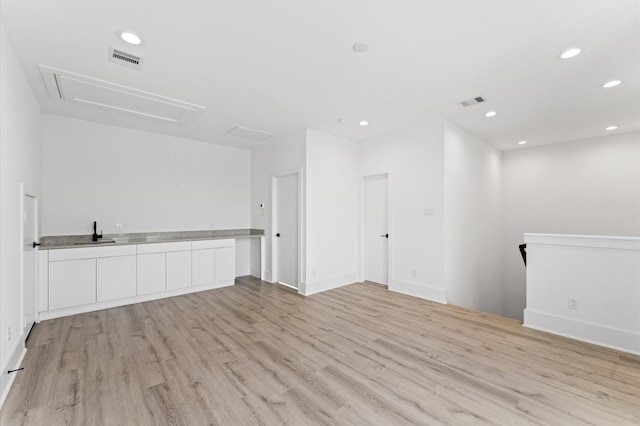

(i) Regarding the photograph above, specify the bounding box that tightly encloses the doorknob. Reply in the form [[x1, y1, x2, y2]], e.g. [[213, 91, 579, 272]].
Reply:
[[380, 234, 388, 238], [32, 242, 41, 248], [275, 233, 280, 237]]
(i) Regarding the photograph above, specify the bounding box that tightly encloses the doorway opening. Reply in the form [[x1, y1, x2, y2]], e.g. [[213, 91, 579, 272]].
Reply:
[[21, 192, 38, 342], [361, 173, 389, 286], [271, 170, 302, 290]]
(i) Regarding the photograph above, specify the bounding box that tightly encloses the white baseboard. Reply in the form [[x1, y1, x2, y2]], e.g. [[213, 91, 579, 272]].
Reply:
[[235, 268, 250, 277], [0, 338, 26, 410], [389, 280, 447, 304], [524, 309, 640, 356], [302, 273, 358, 296], [250, 267, 261, 279]]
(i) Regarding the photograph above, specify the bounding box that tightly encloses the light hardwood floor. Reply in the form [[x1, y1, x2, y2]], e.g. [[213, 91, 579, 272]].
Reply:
[[1, 277, 639, 425]]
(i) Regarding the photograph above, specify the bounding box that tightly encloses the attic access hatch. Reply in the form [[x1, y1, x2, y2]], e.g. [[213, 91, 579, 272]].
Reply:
[[39, 65, 205, 123]]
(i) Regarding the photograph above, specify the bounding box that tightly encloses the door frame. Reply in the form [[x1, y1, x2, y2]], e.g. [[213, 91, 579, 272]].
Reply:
[[20, 184, 39, 334], [270, 167, 304, 291], [358, 172, 392, 285]]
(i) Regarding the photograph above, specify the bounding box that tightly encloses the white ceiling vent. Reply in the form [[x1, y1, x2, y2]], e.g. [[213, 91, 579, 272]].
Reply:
[[108, 47, 143, 70], [39, 65, 205, 123], [460, 96, 486, 107], [226, 125, 275, 142]]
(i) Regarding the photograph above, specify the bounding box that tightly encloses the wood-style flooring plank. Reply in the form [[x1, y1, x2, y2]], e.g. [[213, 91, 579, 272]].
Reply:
[[1, 277, 639, 425]]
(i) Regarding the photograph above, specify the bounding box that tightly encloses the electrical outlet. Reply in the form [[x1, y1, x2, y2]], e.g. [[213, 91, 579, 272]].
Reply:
[[568, 298, 580, 310], [115, 223, 123, 232], [7, 326, 11, 341], [411, 269, 417, 278]]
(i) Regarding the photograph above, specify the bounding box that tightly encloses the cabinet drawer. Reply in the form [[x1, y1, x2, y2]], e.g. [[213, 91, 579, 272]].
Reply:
[[191, 239, 235, 250], [136, 241, 191, 254], [49, 245, 136, 261]]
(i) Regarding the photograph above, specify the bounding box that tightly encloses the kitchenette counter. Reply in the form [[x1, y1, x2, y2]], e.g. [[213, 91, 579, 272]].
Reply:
[[39, 228, 264, 250]]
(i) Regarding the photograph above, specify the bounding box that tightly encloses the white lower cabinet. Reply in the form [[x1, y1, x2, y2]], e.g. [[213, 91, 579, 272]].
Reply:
[[167, 251, 192, 290], [49, 258, 96, 310], [192, 249, 215, 286], [137, 253, 166, 295], [215, 246, 236, 283], [41, 238, 238, 319], [97, 255, 137, 302], [192, 239, 236, 287]]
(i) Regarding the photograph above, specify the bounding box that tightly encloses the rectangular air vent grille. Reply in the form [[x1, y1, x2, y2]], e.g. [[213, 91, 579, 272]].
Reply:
[[108, 47, 143, 70], [226, 125, 275, 142], [460, 96, 485, 107]]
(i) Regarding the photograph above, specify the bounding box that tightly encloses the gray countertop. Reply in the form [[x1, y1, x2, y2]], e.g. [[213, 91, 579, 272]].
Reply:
[[40, 228, 264, 250]]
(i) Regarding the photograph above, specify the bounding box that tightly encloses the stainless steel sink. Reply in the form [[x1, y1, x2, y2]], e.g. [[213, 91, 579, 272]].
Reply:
[[72, 239, 116, 246]]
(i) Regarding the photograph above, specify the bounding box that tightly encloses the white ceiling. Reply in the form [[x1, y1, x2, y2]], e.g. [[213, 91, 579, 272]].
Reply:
[[1, 0, 639, 150]]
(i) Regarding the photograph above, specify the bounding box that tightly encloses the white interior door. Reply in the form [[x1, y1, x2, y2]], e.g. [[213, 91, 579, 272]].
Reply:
[[364, 174, 388, 285], [275, 173, 298, 288], [23, 195, 37, 339]]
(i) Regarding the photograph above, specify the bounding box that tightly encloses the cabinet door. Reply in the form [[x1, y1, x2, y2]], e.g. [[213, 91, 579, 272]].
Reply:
[[49, 259, 96, 310], [215, 246, 236, 283], [97, 256, 137, 302], [192, 249, 215, 287], [167, 251, 192, 290], [137, 253, 166, 295]]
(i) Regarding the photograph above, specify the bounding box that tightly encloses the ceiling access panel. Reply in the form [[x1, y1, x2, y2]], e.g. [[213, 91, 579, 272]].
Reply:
[[39, 65, 205, 124]]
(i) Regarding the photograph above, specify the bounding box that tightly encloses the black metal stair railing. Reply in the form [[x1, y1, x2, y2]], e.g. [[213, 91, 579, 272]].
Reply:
[[519, 243, 527, 266]]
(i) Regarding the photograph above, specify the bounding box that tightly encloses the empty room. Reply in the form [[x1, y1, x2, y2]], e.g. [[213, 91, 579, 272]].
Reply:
[[1, 0, 639, 424]]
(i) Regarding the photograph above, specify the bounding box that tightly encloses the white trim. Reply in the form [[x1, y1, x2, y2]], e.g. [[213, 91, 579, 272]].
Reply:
[[389, 279, 447, 304], [0, 339, 26, 410], [302, 273, 358, 296], [38, 280, 234, 321], [278, 281, 298, 290], [250, 267, 261, 279], [524, 233, 640, 250], [524, 309, 640, 356]]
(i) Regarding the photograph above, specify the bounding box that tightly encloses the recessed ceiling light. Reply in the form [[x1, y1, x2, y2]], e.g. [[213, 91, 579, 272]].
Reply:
[[359, 120, 369, 126], [352, 42, 369, 53], [120, 32, 142, 45], [558, 48, 582, 59], [602, 80, 621, 88], [605, 126, 618, 131], [484, 111, 497, 118], [518, 140, 527, 145]]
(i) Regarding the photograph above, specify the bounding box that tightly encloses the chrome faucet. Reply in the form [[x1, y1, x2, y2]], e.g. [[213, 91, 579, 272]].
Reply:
[[92, 221, 103, 242]]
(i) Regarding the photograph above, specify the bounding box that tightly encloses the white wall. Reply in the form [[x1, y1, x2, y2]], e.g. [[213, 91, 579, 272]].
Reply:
[[444, 121, 503, 315], [305, 130, 358, 294], [359, 121, 446, 302], [250, 129, 306, 282], [524, 234, 640, 355], [502, 132, 640, 320], [0, 23, 42, 407], [42, 115, 251, 235]]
